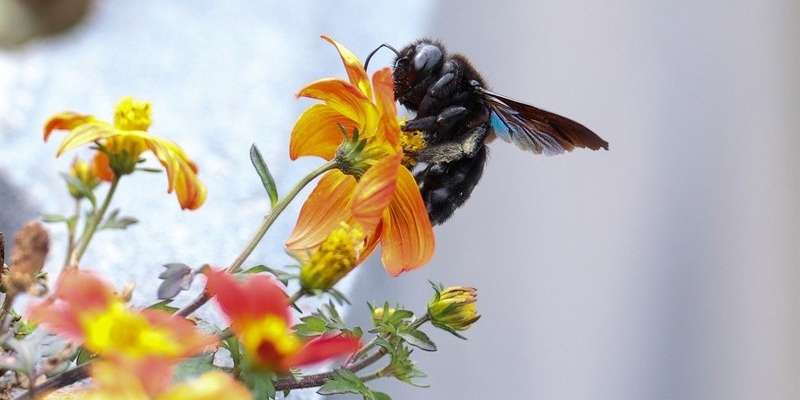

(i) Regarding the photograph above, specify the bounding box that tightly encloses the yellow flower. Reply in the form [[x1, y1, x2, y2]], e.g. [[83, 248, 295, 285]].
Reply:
[[299, 222, 365, 291], [44, 97, 206, 210], [286, 36, 434, 276], [40, 361, 252, 400]]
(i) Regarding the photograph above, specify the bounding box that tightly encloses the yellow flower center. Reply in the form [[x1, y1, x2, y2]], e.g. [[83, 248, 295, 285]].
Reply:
[[240, 315, 302, 368], [113, 97, 152, 131], [300, 222, 365, 291], [81, 301, 183, 359]]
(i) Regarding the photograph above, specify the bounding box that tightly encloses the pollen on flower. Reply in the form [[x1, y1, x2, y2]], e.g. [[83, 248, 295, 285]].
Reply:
[[399, 119, 425, 168], [299, 222, 365, 291], [113, 97, 152, 131]]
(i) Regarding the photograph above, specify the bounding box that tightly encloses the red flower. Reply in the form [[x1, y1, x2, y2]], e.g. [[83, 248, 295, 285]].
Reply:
[[204, 269, 360, 372]]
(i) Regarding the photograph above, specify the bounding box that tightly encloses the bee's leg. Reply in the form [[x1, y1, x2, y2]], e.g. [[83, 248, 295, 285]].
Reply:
[[411, 123, 488, 164], [403, 106, 469, 132]]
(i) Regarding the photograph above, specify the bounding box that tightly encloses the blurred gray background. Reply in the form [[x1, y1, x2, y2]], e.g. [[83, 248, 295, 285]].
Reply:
[[1, 1, 797, 399]]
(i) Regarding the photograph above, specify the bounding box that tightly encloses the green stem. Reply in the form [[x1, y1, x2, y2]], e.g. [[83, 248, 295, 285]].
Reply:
[[62, 198, 81, 270], [409, 313, 430, 330], [73, 176, 121, 263], [227, 160, 336, 274], [287, 289, 308, 307], [177, 160, 336, 317]]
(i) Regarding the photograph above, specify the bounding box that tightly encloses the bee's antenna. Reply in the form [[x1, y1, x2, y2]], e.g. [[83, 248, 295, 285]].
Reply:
[[364, 43, 400, 71]]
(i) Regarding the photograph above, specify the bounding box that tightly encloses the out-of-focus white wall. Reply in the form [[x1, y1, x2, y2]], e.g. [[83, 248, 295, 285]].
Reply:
[[354, 1, 799, 399]]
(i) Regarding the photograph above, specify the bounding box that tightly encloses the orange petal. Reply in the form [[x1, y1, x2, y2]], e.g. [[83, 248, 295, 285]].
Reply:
[[351, 152, 401, 233], [297, 79, 373, 127], [286, 170, 357, 252], [93, 152, 115, 182], [357, 222, 383, 265], [147, 137, 207, 210], [372, 67, 396, 119], [372, 68, 402, 149], [379, 168, 435, 276], [43, 112, 98, 141], [321, 35, 371, 101], [290, 104, 356, 160]]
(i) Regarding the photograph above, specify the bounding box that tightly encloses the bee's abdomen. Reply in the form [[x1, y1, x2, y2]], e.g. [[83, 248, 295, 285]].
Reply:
[[415, 146, 488, 226]]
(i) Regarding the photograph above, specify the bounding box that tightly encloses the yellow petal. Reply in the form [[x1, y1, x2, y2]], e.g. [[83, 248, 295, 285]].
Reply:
[[351, 152, 400, 233], [379, 167, 435, 276], [54, 121, 125, 156], [321, 35, 372, 101], [290, 104, 356, 160], [286, 170, 357, 252]]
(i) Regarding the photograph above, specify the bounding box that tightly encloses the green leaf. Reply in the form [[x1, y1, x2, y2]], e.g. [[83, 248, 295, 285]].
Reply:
[[317, 378, 361, 395], [75, 346, 97, 365], [370, 390, 393, 400], [242, 369, 276, 400], [157, 263, 195, 300], [398, 327, 437, 352], [221, 335, 242, 368], [318, 369, 366, 395], [146, 299, 179, 314], [60, 171, 97, 206], [100, 208, 138, 230], [172, 353, 216, 382], [250, 143, 279, 208], [41, 213, 72, 223], [294, 315, 328, 336]]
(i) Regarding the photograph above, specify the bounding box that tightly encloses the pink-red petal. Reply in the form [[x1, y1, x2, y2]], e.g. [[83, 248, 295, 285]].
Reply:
[[283, 334, 360, 370], [204, 269, 290, 329]]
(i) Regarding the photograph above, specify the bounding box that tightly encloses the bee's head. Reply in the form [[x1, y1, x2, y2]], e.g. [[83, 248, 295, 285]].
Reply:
[[364, 39, 446, 110], [394, 39, 446, 109]]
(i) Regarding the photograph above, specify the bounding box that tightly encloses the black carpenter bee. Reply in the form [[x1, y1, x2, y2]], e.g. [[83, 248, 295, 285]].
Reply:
[[365, 39, 609, 225]]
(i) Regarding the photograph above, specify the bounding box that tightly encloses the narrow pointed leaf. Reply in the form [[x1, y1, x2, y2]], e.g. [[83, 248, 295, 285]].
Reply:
[[250, 143, 279, 208]]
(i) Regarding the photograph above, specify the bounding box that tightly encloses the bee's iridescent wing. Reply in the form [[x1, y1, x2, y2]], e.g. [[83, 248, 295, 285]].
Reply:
[[478, 87, 609, 156]]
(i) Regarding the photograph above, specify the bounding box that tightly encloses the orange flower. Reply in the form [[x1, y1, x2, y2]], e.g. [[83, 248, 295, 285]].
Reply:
[[286, 36, 434, 276], [27, 269, 217, 363], [44, 97, 206, 210], [204, 269, 360, 372]]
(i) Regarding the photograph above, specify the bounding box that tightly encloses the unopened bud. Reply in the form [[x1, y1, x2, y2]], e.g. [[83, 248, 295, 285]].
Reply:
[[427, 285, 480, 335]]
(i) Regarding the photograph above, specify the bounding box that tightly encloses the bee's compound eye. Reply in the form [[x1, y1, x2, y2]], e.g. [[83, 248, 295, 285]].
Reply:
[[413, 44, 443, 72]]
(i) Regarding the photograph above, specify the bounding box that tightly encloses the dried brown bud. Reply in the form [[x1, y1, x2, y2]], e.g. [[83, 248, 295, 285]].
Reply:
[[2, 222, 49, 296]]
